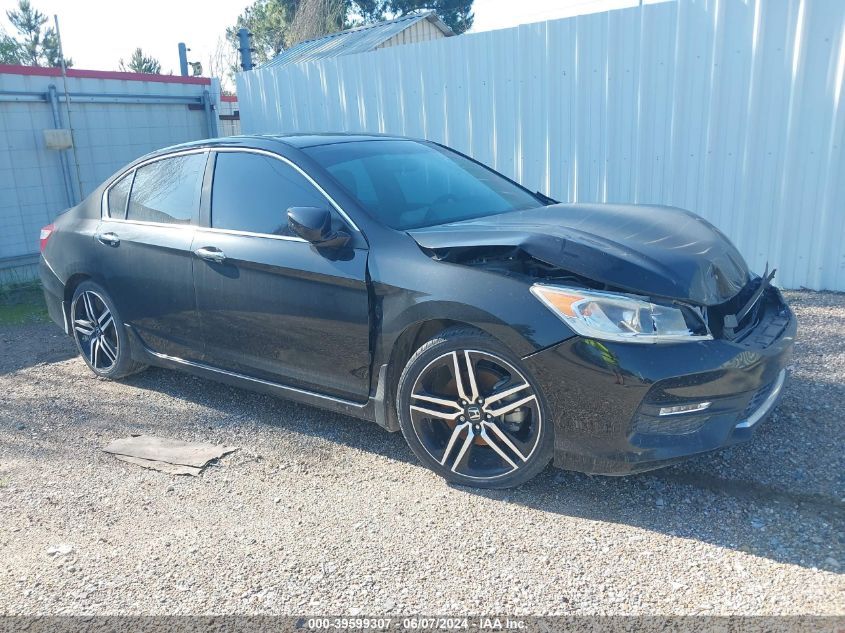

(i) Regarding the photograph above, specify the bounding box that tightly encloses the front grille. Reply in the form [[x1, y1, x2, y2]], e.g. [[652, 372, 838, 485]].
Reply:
[[706, 283, 789, 347], [738, 313, 790, 349], [707, 279, 765, 339], [633, 411, 712, 436]]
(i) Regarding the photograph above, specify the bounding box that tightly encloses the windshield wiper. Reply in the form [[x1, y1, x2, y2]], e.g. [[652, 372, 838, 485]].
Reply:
[[534, 191, 557, 205]]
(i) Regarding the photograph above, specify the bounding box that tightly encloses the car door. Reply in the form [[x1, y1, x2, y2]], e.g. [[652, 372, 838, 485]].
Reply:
[[191, 149, 371, 402], [96, 150, 208, 360]]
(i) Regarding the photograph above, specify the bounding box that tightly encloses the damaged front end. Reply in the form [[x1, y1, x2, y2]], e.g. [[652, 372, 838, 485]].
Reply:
[[407, 202, 777, 345], [408, 203, 796, 475], [408, 202, 752, 306], [418, 242, 608, 290]]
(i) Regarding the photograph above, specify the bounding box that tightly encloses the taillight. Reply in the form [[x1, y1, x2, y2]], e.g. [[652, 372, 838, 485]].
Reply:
[[40, 224, 55, 252]]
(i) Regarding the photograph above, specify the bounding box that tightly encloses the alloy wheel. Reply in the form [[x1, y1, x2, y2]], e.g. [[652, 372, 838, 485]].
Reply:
[[72, 290, 118, 372], [409, 349, 543, 481]]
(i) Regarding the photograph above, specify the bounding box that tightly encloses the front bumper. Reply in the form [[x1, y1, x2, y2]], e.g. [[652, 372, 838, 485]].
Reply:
[[523, 286, 796, 475]]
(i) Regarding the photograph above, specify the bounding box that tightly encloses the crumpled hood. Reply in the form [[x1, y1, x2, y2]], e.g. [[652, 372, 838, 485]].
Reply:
[[407, 203, 751, 306]]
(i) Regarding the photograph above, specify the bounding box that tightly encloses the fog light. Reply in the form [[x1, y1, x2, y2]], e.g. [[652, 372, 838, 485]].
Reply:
[[658, 402, 711, 416]]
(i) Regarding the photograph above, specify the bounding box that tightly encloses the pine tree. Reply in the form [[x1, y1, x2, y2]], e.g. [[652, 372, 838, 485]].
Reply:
[[119, 48, 162, 74], [0, 30, 21, 64], [4, 0, 72, 67]]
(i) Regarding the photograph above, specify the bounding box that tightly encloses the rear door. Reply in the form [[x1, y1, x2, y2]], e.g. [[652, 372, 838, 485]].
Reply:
[[96, 150, 208, 359], [191, 149, 371, 402]]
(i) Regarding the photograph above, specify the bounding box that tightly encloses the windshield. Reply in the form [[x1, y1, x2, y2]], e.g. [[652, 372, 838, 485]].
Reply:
[[303, 140, 543, 230]]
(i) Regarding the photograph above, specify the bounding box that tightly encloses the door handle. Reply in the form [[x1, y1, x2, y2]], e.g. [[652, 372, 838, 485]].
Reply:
[[96, 231, 120, 247], [194, 246, 226, 263]]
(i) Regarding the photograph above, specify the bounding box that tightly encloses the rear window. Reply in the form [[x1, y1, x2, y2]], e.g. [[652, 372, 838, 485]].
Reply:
[[127, 153, 206, 225], [303, 140, 542, 230], [107, 172, 133, 219]]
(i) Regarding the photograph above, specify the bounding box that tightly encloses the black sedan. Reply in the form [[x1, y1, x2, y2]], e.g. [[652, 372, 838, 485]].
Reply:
[[38, 134, 796, 488]]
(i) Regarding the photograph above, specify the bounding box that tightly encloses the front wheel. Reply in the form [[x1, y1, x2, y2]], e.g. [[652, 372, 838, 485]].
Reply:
[[70, 281, 146, 379], [396, 327, 553, 489]]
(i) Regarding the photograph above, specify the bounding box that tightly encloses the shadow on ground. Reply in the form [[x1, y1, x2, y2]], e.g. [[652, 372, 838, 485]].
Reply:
[[0, 285, 73, 374], [116, 362, 844, 575], [2, 288, 842, 575], [0, 324, 76, 375]]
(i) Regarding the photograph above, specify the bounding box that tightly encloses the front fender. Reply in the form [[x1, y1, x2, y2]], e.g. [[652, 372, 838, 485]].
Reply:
[[369, 236, 576, 370]]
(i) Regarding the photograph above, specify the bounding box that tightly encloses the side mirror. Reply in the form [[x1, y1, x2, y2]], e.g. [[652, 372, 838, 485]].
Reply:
[[287, 206, 350, 248]]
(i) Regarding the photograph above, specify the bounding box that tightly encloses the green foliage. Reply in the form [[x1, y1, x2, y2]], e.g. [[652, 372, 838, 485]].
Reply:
[[226, 0, 297, 67], [354, 0, 474, 34], [0, 31, 21, 63], [119, 47, 162, 74], [3, 0, 71, 67], [350, 0, 382, 25]]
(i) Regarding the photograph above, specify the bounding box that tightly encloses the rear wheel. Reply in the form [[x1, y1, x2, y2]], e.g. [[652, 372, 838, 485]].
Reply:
[[396, 327, 553, 488], [71, 281, 146, 379]]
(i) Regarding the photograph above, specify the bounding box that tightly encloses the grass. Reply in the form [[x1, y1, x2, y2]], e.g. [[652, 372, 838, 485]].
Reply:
[[0, 281, 50, 326]]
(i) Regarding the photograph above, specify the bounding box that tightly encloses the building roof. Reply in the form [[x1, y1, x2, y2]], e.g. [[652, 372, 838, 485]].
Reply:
[[260, 11, 454, 70]]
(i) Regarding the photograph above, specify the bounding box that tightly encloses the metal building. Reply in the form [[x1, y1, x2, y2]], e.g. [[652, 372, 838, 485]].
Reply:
[[261, 10, 454, 70]]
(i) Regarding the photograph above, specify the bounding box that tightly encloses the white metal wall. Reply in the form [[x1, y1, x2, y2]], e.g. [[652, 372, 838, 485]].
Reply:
[[218, 97, 242, 136], [0, 69, 222, 283], [238, 0, 845, 292]]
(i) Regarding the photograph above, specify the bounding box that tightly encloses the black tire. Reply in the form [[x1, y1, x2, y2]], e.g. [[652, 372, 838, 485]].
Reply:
[[70, 280, 147, 379], [396, 327, 553, 489]]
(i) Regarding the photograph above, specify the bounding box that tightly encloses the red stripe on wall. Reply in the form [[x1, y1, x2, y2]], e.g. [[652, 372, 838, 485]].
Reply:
[[221, 95, 238, 102], [0, 64, 212, 85]]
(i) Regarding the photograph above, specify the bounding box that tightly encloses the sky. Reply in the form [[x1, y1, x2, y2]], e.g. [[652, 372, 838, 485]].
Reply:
[[0, 0, 631, 77]]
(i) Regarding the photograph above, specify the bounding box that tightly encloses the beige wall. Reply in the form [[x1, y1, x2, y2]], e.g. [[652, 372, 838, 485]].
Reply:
[[377, 19, 446, 49]]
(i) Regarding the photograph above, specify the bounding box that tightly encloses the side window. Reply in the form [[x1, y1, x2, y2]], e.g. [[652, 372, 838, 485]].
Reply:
[[107, 171, 133, 219], [127, 153, 205, 225], [211, 151, 330, 237]]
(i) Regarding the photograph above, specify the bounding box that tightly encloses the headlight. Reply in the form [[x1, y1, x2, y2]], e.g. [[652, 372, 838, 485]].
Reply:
[[530, 284, 712, 344]]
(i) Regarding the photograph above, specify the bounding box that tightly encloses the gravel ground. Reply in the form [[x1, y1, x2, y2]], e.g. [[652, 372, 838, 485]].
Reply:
[[0, 290, 842, 616]]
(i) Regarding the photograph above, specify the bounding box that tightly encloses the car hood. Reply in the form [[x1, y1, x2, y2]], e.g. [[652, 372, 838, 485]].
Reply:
[[407, 203, 751, 306]]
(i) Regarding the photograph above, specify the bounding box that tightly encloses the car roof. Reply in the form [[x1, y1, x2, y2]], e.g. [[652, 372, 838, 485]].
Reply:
[[151, 133, 417, 156], [267, 133, 411, 148]]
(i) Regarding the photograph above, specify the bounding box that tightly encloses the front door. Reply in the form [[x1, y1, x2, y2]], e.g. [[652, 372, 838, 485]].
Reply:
[[191, 150, 371, 402], [95, 151, 208, 359]]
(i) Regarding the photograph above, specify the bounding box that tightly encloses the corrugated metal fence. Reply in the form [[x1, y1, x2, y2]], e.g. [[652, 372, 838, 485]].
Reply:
[[0, 66, 225, 283], [238, 0, 845, 292]]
